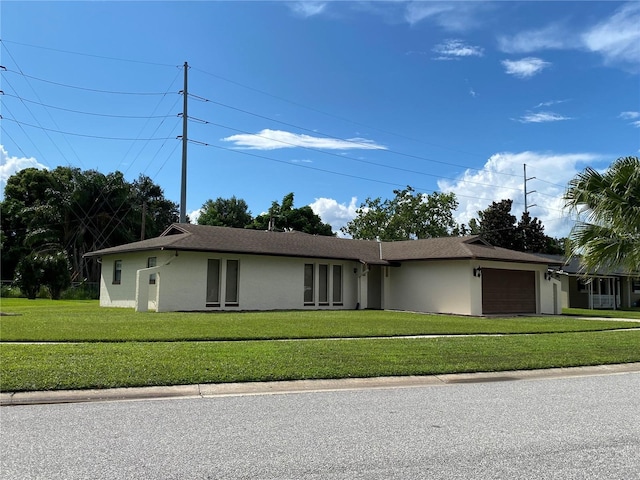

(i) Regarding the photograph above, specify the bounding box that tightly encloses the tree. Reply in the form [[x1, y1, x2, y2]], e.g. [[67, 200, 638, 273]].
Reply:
[[249, 193, 334, 236], [14, 253, 45, 299], [1, 167, 179, 284], [198, 196, 252, 228], [473, 199, 560, 253], [564, 156, 640, 273], [514, 211, 548, 252], [476, 199, 518, 249], [40, 250, 72, 300], [342, 186, 459, 240]]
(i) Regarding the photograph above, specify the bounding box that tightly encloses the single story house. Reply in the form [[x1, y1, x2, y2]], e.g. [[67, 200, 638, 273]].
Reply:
[[85, 223, 563, 315], [543, 255, 640, 310]]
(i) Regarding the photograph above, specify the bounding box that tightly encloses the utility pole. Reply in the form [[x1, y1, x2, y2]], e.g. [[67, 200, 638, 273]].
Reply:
[[523, 163, 536, 213], [141, 201, 147, 241], [179, 61, 188, 223]]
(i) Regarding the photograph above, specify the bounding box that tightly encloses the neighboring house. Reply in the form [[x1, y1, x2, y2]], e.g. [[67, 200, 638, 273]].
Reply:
[[85, 224, 563, 315], [544, 255, 640, 310]]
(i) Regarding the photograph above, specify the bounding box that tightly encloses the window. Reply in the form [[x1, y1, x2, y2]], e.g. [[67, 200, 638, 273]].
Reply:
[[332, 265, 343, 305], [225, 260, 239, 305], [577, 279, 589, 292], [112, 260, 122, 285], [147, 257, 157, 285], [319, 264, 329, 305], [206, 259, 220, 306], [633, 279, 640, 293], [304, 264, 314, 304]]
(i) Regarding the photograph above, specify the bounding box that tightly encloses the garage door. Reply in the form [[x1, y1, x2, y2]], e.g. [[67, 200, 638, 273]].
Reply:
[[482, 269, 536, 314]]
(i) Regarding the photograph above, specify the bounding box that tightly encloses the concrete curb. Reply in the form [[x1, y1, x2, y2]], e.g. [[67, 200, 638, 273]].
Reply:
[[3, 363, 639, 406]]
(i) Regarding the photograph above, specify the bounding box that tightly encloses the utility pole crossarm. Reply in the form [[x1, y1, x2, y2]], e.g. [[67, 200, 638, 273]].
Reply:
[[523, 163, 537, 213]]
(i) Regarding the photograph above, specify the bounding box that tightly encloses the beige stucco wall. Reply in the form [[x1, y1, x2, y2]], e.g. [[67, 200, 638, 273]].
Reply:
[[99, 251, 559, 315], [383, 260, 477, 315], [100, 251, 360, 312], [99, 251, 174, 309], [383, 259, 559, 316]]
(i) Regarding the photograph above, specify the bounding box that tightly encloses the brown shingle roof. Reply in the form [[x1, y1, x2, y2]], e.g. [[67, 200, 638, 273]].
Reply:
[[382, 236, 560, 265], [85, 224, 560, 266], [85, 224, 386, 264]]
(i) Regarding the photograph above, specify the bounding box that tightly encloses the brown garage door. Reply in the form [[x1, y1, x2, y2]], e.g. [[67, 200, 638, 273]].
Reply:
[[482, 269, 536, 314]]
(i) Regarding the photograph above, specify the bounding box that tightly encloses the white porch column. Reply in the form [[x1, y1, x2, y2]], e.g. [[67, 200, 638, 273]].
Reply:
[[135, 266, 162, 312], [135, 270, 149, 312]]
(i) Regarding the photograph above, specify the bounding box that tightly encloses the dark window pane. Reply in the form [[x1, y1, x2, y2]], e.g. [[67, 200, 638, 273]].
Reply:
[[225, 260, 239, 304], [304, 264, 314, 304], [333, 265, 342, 304], [206, 259, 220, 304]]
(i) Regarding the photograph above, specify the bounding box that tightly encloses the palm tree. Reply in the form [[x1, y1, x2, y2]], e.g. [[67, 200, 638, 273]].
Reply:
[[564, 156, 640, 273]]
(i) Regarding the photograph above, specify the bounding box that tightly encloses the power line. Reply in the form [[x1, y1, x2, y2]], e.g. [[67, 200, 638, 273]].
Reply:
[[2, 118, 177, 141], [192, 65, 488, 162], [188, 92, 525, 180], [3, 68, 173, 96], [0, 39, 178, 68], [194, 118, 525, 194], [2, 93, 175, 119]]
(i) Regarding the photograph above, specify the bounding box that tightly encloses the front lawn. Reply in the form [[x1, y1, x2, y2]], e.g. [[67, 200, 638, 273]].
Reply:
[[563, 307, 640, 320], [1, 299, 638, 392], [2, 331, 639, 392], [1, 299, 639, 342]]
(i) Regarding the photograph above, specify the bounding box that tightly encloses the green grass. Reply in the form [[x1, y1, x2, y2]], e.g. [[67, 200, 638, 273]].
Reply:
[[2, 332, 639, 392], [1, 299, 639, 342], [1, 299, 639, 392], [563, 307, 640, 320]]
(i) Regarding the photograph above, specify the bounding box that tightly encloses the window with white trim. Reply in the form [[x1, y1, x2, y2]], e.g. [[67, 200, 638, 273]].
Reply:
[[225, 260, 239, 306], [319, 264, 329, 305], [332, 265, 343, 305], [206, 259, 221, 306], [304, 264, 314, 305], [147, 257, 157, 284], [303, 263, 343, 306], [112, 260, 122, 285]]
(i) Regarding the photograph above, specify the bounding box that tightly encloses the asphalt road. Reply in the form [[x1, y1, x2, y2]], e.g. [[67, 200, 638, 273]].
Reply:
[[1, 373, 639, 479]]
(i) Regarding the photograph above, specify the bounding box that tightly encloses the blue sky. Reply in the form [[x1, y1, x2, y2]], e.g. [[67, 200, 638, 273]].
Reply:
[[1, 1, 639, 238]]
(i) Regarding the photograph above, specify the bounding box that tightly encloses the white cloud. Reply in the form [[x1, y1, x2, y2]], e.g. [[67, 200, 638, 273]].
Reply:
[[432, 39, 484, 60], [309, 196, 358, 235], [289, 1, 327, 18], [619, 111, 640, 128], [619, 111, 640, 120], [437, 151, 604, 238], [222, 129, 387, 151], [404, 2, 487, 31], [498, 4, 639, 71], [497, 23, 576, 54], [502, 57, 550, 78], [0, 145, 48, 195], [189, 208, 202, 224], [582, 2, 640, 70], [534, 99, 569, 109], [517, 111, 572, 124]]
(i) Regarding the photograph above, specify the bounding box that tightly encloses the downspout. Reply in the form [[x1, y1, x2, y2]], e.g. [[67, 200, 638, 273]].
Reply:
[[356, 261, 370, 310]]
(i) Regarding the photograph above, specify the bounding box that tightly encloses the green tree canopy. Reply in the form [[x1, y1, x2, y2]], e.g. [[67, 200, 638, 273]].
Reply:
[[248, 193, 334, 236], [197, 196, 252, 228], [1, 167, 178, 284], [473, 199, 562, 253], [341, 186, 459, 241], [564, 155, 640, 273]]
